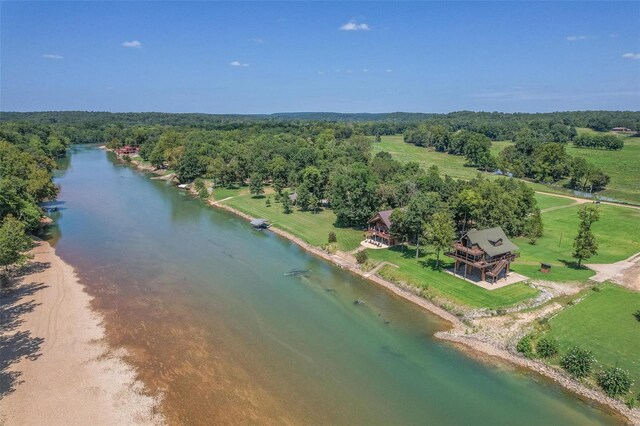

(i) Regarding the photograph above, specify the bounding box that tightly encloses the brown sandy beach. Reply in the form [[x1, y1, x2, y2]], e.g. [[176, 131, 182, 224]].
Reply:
[[0, 240, 163, 426]]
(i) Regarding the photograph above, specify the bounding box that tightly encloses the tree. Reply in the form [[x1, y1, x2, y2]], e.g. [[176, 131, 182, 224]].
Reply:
[[0, 216, 34, 273], [526, 210, 544, 245], [329, 163, 377, 226], [597, 367, 632, 398], [536, 336, 559, 358], [176, 147, 205, 183], [282, 191, 292, 214], [249, 172, 264, 197], [328, 232, 337, 244], [573, 205, 600, 267], [423, 211, 456, 270], [560, 346, 594, 378], [355, 250, 368, 265]]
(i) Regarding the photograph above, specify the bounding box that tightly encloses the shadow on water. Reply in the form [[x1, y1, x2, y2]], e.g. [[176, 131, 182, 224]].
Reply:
[[0, 280, 49, 398]]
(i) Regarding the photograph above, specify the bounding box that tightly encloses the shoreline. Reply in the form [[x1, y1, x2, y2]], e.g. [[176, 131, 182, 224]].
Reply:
[[0, 239, 164, 425], [122, 152, 638, 424]]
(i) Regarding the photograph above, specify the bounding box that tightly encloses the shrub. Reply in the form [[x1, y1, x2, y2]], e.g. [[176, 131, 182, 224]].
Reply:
[[193, 178, 205, 191], [198, 188, 208, 199], [634, 309, 640, 322], [596, 367, 633, 398], [328, 232, 337, 244], [560, 346, 594, 378], [516, 334, 535, 358], [592, 285, 601, 292], [626, 397, 635, 409], [355, 250, 368, 265], [265, 197, 271, 207], [122, 154, 131, 162], [536, 336, 559, 358]]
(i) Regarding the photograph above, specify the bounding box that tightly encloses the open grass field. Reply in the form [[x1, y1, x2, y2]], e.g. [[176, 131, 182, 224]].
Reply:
[[221, 191, 364, 251], [512, 203, 640, 282], [568, 128, 640, 205], [371, 136, 578, 197], [545, 284, 640, 395], [534, 193, 576, 211], [367, 246, 539, 308]]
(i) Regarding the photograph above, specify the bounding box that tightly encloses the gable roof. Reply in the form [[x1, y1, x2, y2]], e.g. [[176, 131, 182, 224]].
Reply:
[[463, 227, 518, 257], [368, 209, 394, 228]]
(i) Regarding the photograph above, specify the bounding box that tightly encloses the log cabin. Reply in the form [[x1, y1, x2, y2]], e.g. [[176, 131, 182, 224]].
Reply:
[[447, 227, 519, 283], [366, 210, 399, 246]]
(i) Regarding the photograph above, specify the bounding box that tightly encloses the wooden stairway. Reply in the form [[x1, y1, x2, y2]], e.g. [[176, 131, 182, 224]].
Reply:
[[486, 258, 508, 282]]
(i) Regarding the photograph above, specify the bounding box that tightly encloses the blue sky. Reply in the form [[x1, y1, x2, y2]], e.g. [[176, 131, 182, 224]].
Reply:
[[2, 1, 639, 113]]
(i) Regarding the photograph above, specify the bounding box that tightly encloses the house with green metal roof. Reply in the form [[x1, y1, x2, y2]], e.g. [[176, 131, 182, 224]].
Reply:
[[446, 227, 519, 284]]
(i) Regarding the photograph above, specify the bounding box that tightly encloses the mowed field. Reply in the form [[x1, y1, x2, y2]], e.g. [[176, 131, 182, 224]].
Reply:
[[220, 188, 364, 252], [545, 284, 640, 395], [372, 132, 640, 205], [512, 203, 640, 282], [372, 136, 571, 196], [568, 128, 640, 204]]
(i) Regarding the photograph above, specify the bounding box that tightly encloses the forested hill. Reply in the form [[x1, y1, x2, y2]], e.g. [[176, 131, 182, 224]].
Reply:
[[2, 110, 639, 131]]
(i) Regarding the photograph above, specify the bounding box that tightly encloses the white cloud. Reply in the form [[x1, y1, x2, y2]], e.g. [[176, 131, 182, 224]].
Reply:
[[362, 69, 368, 73], [566, 35, 588, 41], [622, 52, 640, 60], [250, 37, 266, 44], [230, 61, 249, 67], [340, 21, 370, 31], [386, 69, 392, 73], [42, 54, 63, 60], [122, 40, 142, 48]]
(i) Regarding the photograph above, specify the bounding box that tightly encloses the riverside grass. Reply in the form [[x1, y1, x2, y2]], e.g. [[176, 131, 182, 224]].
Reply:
[[546, 284, 640, 396]]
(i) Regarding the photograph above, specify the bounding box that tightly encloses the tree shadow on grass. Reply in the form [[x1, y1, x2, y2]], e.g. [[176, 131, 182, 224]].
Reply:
[[558, 259, 589, 270], [0, 281, 48, 399]]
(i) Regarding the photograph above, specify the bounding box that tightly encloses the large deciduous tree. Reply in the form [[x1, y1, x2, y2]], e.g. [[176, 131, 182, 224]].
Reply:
[[573, 205, 600, 267]]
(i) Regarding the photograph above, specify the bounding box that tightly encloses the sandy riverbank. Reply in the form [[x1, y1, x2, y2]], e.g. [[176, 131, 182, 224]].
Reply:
[[0, 240, 163, 426]]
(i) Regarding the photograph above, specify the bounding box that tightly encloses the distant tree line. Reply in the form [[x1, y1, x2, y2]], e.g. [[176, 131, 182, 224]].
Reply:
[[573, 134, 624, 150]]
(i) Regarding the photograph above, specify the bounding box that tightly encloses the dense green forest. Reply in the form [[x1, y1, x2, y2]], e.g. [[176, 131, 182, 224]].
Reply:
[[0, 110, 637, 251]]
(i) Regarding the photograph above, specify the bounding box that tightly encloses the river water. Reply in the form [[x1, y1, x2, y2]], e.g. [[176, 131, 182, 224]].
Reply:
[[46, 145, 619, 424]]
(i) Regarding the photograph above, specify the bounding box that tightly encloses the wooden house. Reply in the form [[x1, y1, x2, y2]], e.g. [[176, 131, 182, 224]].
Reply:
[[366, 210, 399, 246], [447, 227, 519, 283]]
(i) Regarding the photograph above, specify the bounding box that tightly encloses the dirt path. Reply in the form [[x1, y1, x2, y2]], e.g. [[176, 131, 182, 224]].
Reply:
[[535, 191, 640, 210], [0, 241, 163, 425]]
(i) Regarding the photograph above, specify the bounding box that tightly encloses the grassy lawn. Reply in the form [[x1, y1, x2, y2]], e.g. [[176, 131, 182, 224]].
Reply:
[[569, 128, 640, 204], [545, 284, 640, 395], [367, 246, 539, 309], [534, 193, 576, 211], [222, 192, 364, 251], [371, 136, 582, 198], [211, 185, 247, 200], [512, 204, 640, 282]]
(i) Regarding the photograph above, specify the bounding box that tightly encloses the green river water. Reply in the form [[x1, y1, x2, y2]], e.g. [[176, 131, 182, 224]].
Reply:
[[46, 146, 620, 424]]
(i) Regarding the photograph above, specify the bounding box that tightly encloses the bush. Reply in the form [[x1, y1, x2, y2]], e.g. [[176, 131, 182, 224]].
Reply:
[[193, 178, 205, 191], [516, 334, 535, 358], [634, 309, 640, 322], [198, 188, 208, 199], [560, 346, 594, 378], [626, 397, 636, 409], [592, 285, 601, 292], [597, 367, 633, 398], [536, 336, 559, 358], [355, 250, 368, 265], [265, 197, 271, 207], [328, 232, 337, 244]]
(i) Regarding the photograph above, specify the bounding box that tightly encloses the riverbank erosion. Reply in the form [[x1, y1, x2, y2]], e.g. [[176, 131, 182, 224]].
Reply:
[[0, 240, 163, 426]]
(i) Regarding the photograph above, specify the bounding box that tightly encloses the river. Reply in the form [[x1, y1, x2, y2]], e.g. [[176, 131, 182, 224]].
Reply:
[[46, 145, 619, 424]]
